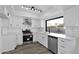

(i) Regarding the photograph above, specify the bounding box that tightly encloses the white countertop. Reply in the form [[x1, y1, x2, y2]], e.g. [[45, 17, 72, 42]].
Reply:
[[47, 32, 77, 40], [48, 33, 66, 39]]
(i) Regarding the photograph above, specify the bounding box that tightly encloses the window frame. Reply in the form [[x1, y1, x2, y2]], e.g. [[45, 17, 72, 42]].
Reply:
[[45, 16, 64, 32]]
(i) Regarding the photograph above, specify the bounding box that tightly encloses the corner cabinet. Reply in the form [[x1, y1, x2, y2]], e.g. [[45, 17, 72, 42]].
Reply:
[[33, 32, 48, 48], [40, 33, 48, 48]]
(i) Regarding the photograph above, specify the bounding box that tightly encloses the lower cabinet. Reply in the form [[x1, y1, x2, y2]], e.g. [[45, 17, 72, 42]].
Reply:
[[16, 33, 23, 45], [58, 37, 66, 54], [33, 32, 40, 42], [65, 39, 76, 54], [58, 37, 77, 54], [41, 33, 48, 48], [2, 34, 16, 53], [33, 32, 48, 48]]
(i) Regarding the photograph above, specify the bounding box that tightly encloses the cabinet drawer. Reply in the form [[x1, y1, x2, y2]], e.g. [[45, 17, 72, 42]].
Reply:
[[59, 39, 65, 43], [58, 38, 66, 45], [58, 51, 65, 54], [58, 49, 65, 54], [58, 40, 65, 46], [58, 38, 66, 42], [58, 45, 66, 50]]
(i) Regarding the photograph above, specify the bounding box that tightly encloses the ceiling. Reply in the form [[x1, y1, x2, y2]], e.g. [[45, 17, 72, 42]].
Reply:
[[13, 5, 63, 14], [2, 5, 75, 19]]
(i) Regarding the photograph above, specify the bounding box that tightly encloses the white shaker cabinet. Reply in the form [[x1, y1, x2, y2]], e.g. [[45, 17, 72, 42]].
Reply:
[[58, 37, 66, 54], [36, 32, 48, 48], [33, 32, 39, 42], [58, 37, 77, 54], [64, 6, 79, 27], [15, 29, 23, 45], [65, 38, 76, 54], [33, 32, 48, 48], [0, 17, 17, 53], [2, 34, 16, 52], [40, 33, 48, 48]]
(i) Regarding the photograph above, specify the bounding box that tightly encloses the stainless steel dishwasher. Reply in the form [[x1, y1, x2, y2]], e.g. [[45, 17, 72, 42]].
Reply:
[[48, 35, 58, 54]]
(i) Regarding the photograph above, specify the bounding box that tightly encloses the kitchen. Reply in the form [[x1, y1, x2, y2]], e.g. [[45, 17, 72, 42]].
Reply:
[[0, 5, 79, 54]]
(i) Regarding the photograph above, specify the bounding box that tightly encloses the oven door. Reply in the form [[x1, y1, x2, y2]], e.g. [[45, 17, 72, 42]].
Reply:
[[23, 35, 33, 42]]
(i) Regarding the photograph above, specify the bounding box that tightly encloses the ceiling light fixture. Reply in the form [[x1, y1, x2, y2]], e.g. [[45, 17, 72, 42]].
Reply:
[[21, 5, 42, 13]]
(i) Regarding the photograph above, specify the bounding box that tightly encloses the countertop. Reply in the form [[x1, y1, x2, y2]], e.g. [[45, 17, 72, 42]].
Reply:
[[48, 33, 66, 39], [48, 33, 77, 40]]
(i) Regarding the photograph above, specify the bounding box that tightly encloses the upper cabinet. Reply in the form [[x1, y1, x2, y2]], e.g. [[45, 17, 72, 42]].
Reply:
[[0, 7, 8, 19], [64, 6, 79, 26], [64, 6, 79, 37], [0, 6, 4, 13]]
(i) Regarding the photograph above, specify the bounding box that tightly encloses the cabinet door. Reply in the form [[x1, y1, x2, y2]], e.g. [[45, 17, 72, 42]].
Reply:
[[2, 34, 16, 52], [64, 7, 79, 26], [33, 32, 39, 42], [41, 33, 48, 48], [58, 38, 66, 52], [65, 39, 76, 54], [16, 34, 23, 45], [38, 33, 42, 43]]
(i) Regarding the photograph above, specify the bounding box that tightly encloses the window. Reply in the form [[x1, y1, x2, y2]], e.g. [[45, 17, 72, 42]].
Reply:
[[46, 16, 65, 34]]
